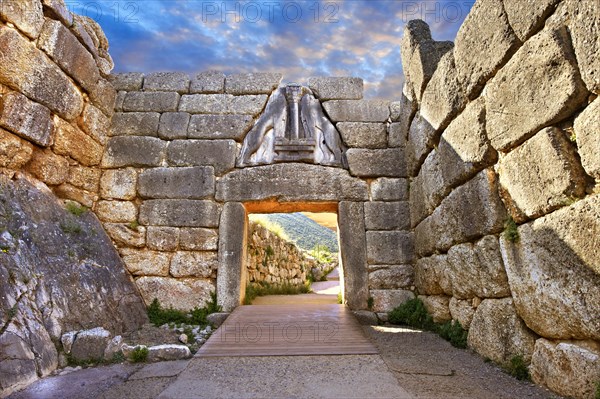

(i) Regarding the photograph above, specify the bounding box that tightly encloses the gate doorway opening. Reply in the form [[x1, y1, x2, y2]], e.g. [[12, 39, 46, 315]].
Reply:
[[245, 210, 341, 305]]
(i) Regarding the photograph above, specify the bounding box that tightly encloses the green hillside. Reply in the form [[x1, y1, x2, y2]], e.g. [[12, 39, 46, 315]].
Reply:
[[249, 213, 339, 252]]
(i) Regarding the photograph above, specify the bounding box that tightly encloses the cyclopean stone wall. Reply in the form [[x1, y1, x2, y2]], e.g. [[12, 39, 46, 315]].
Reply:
[[246, 221, 312, 286], [0, 1, 146, 397], [401, 2, 599, 397], [103, 71, 414, 314]]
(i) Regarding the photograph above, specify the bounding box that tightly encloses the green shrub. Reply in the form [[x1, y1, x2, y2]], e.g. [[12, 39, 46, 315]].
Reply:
[[503, 217, 519, 243], [594, 381, 600, 399], [147, 298, 189, 327], [131, 346, 148, 363], [388, 298, 436, 331], [337, 292, 343, 304], [437, 320, 468, 349], [506, 355, 529, 381], [66, 201, 87, 216], [60, 221, 82, 235]]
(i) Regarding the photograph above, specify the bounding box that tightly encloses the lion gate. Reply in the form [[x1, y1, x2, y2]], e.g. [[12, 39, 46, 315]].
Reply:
[[101, 72, 413, 314]]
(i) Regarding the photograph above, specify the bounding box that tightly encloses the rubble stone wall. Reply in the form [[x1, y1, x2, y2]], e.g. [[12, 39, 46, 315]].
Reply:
[[401, 2, 599, 398], [246, 221, 312, 286]]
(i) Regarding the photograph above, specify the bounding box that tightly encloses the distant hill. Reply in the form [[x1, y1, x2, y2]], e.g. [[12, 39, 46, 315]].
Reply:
[[249, 213, 339, 252]]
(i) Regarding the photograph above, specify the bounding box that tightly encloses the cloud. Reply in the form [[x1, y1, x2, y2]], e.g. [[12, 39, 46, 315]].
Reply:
[[75, 0, 473, 99]]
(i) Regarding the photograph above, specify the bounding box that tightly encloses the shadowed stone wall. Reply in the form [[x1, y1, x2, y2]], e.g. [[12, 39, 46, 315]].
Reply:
[[401, 2, 599, 398], [0, 1, 146, 396]]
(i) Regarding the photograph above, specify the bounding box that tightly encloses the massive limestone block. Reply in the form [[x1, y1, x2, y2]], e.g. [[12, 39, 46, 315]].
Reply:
[[217, 202, 247, 312], [406, 112, 437, 176], [414, 254, 453, 296], [146, 226, 179, 251], [468, 298, 538, 365], [436, 98, 496, 196], [180, 228, 218, 251], [41, 0, 74, 27], [68, 165, 101, 192], [368, 265, 413, 290], [415, 169, 507, 256], [574, 98, 600, 180], [400, 19, 454, 102], [388, 90, 416, 147], [135, 276, 215, 311], [123, 92, 180, 112], [504, 0, 561, 42], [95, 200, 137, 223], [418, 295, 451, 323], [170, 251, 218, 278], [338, 202, 369, 310], [420, 50, 468, 132], [25, 149, 69, 186], [0, 128, 33, 170], [100, 168, 137, 200], [138, 167, 215, 199], [364, 202, 410, 231], [370, 289, 415, 313], [370, 178, 408, 201], [102, 136, 167, 168], [81, 103, 110, 145], [346, 148, 406, 178], [225, 73, 282, 95], [139, 199, 221, 228], [188, 114, 253, 140], [179, 94, 267, 116], [322, 100, 390, 122], [568, 0, 600, 93], [53, 118, 103, 166], [449, 298, 476, 330], [337, 122, 387, 149], [216, 164, 368, 202], [119, 248, 170, 276], [485, 27, 588, 152], [454, 0, 520, 99], [530, 339, 600, 399], [166, 139, 236, 175], [366, 231, 414, 265], [497, 127, 586, 222], [447, 235, 511, 299], [103, 223, 146, 248], [190, 70, 225, 94], [89, 78, 117, 118], [38, 19, 100, 92], [110, 112, 160, 137], [499, 195, 600, 340], [0, 0, 44, 39], [308, 77, 363, 100], [0, 176, 147, 395], [110, 72, 144, 91], [143, 72, 190, 93], [0, 91, 54, 147], [0, 26, 83, 120]]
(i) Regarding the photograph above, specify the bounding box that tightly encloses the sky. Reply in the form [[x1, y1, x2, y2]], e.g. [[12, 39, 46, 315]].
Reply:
[[68, 1, 474, 99]]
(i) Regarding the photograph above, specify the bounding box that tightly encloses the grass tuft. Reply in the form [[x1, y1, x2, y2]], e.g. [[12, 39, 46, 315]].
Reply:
[[503, 217, 519, 243], [506, 355, 529, 381], [147, 292, 221, 327], [388, 298, 436, 331], [437, 320, 468, 349], [595, 381, 600, 399], [66, 201, 88, 216], [131, 346, 148, 363]]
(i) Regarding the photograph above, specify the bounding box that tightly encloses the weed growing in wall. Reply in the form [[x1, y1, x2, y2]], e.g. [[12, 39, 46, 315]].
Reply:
[[437, 320, 468, 349], [65, 201, 88, 216], [503, 217, 519, 243], [505, 355, 529, 381], [367, 296, 374, 311], [147, 291, 221, 327], [595, 381, 600, 399]]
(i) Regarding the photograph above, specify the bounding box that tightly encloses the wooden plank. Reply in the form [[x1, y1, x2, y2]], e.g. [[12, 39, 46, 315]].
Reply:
[[196, 304, 378, 357]]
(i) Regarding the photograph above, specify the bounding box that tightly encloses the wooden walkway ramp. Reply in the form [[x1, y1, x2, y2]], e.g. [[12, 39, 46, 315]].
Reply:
[[196, 302, 378, 357]]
